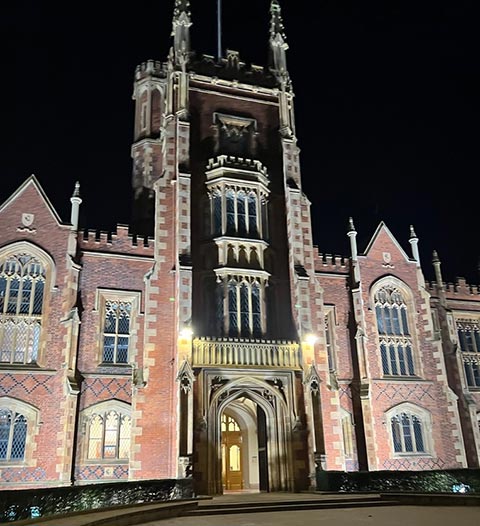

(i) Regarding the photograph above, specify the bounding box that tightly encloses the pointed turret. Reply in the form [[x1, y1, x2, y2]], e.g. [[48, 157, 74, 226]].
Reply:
[[269, 0, 289, 79], [347, 217, 358, 261], [70, 181, 82, 231], [409, 225, 421, 267], [172, 0, 192, 67]]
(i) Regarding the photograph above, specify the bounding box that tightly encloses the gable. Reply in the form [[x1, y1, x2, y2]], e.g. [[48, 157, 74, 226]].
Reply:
[[362, 222, 413, 266]]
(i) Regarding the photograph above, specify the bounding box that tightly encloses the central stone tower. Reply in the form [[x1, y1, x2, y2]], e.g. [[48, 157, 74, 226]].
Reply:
[[130, 1, 322, 493]]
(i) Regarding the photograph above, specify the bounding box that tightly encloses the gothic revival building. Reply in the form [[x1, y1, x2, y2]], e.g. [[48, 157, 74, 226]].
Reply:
[[0, 1, 479, 493]]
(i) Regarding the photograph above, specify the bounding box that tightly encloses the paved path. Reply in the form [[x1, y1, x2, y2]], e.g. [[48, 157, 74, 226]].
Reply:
[[138, 505, 480, 526]]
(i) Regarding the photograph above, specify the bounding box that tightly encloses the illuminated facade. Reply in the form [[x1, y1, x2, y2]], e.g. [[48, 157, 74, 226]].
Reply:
[[0, 0, 479, 492]]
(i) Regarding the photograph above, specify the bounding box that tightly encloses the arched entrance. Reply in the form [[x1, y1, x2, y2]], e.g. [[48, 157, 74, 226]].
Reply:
[[207, 376, 295, 495], [221, 400, 269, 492]]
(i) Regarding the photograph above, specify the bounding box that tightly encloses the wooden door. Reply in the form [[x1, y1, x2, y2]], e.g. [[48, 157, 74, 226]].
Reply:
[[221, 414, 243, 490]]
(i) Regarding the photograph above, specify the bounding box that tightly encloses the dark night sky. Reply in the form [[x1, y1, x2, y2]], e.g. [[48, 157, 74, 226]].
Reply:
[[1, 1, 478, 284]]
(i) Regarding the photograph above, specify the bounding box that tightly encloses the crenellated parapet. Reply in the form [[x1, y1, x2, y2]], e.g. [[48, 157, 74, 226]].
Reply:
[[134, 60, 167, 81], [428, 278, 480, 299], [206, 155, 268, 177], [79, 224, 154, 256], [189, 52, 278, 89], [314, 251, 350, 274]]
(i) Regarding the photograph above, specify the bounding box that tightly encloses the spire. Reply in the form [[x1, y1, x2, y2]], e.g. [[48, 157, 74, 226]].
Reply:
[[172, 0, 192, 67], [347, 217, 358, 262], [409, 225, 421, 267], [269, 0, 289, 78], [70, 181, 82, 230], [432, 250, 446, 297]]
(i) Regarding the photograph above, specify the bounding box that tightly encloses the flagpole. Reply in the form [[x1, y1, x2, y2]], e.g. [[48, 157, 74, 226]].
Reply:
[[217, 0, 222, 60]]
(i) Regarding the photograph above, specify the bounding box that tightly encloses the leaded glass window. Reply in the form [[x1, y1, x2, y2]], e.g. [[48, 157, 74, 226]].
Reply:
[[391, 412, 426, 454], [458, 320, 480, 388], [223, 279, 263, 338], [0, 254, 46, 364], [0, 409, 27, 462], [102, 301, 131, 364], [375, 285, 415, 376], [213, 192, 222, 236], [87, 409, 131, 461], [211, 188, 261, 239]]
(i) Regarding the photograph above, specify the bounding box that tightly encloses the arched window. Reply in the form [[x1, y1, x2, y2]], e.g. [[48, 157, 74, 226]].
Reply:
[[0, 254, 46, 364], [0, 409, 27, 461], [386, 404, 431, 456], [391, 413, 425, 454], [374, 284, 416, 376], [86, 408, 131, 461]]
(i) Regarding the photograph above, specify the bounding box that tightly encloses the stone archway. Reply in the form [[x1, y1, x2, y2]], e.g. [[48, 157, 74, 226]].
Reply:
[[206, 376, 295, 495]]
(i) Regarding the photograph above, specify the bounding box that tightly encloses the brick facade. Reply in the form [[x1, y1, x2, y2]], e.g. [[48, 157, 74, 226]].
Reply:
[[0, 0, 478, 492]]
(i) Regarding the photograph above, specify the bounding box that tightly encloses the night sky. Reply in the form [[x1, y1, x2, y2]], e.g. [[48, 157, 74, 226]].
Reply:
[[1, 1, 478, 284]]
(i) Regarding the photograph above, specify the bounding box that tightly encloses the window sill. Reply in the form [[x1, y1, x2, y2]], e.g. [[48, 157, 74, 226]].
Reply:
[[83, 459, 129, 465], [0, 364, 57, 375], [376, 376, 429, 383], [0, 461, 28, 467], [393, 453, 431, 458]]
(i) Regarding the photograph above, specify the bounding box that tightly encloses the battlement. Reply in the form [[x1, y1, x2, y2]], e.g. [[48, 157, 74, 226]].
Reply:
[[190, 51, 278, 89], [79, 224, 154, 256], [315, 251, 349, 273], [135, 60, 167, 81], [206, 155, 268, 177], [428, 277, 480, 298]]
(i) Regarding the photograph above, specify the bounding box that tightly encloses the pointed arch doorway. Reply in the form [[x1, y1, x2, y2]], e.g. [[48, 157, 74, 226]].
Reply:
[[220, 400, 269, 492], [206, 376, 295, 495]]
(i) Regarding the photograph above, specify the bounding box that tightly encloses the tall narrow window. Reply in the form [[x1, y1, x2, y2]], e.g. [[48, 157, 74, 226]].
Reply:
[[391, 412, 426, 454], [325, 310, 336, 372], [103, 301, 131, 364], [226, 190, 236, 235], [87, 409, 131, 461], [375, 285, 415, 377], [457, 320, 480, 388], [0, 409, 27, 462], [228, 282, 239, 337], [213, 192, 222, 236], [225, 279, 263, 338], [248, 193, 258, 236], [237, 192, 247, 236], [341, 411, 354, 458], [0, 254, 46, 364], [252, 284, 261, 337]]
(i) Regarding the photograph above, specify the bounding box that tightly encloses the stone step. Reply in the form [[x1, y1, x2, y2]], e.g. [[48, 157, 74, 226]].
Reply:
[[183, 498, 400, 516]]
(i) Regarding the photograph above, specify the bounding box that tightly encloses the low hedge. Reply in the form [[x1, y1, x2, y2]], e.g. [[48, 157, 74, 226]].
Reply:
[[0, 478, 194, 523], [316, 468, 480, 493]]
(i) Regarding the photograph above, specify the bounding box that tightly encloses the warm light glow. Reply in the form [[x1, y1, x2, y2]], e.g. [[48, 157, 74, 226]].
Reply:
[[305, 334, 318, 345], [180, 327, 193, 339]]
